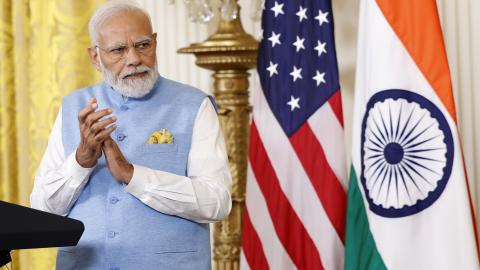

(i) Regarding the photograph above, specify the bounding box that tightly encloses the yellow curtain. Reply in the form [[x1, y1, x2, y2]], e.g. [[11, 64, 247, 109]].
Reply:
[[0, 0, 104, 269]]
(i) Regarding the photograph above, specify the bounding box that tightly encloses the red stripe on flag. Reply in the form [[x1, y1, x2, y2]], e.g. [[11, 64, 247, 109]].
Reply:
[[242, 207, 269, 270], [290, 123, 347, 243], [327, 90, 344, 127], [250, 121, 325, 270]]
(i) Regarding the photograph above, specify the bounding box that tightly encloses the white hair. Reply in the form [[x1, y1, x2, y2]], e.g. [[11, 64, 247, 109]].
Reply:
[[88, 0, 152, 45], [99, 56, 159, 98]]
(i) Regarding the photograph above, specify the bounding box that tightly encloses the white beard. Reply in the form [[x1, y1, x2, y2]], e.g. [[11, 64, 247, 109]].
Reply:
[[100, 60, 159, 98]]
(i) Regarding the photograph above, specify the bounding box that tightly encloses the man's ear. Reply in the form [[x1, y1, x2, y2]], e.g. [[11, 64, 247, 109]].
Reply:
[[88, 47, 102, 72]]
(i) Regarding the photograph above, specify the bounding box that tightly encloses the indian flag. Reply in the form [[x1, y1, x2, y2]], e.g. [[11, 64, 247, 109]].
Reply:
[[345, 0, 480, 269]]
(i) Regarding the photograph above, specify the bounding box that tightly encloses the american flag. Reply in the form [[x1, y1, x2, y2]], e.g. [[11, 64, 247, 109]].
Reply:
[[241, 0, 347, 269]]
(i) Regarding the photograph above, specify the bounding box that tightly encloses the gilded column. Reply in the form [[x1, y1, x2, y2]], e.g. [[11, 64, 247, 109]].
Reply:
[[178, 6, 257, 270]]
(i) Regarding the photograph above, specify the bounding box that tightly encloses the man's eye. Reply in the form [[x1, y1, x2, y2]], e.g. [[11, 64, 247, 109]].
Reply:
[[136, 42, 150, 50], [110, 47, 126, 54]]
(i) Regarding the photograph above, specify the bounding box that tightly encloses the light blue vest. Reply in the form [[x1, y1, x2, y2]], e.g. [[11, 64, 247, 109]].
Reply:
[[57, 77, 211, 270]]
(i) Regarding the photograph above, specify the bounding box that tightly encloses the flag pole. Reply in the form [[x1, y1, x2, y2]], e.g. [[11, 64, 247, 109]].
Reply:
[[178, 2, 258, 269]]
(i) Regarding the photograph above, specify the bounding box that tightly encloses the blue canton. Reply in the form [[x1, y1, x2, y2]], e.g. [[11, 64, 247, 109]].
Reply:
[[258, 0, 340, 136]]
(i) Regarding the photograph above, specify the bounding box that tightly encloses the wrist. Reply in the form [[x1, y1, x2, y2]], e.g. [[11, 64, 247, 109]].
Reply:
[[76, 151, 96, 168], [122, 163, 134, 184]]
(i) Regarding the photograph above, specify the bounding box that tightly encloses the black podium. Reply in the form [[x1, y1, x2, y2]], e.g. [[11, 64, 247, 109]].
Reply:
[[0, 201, 84, 266]]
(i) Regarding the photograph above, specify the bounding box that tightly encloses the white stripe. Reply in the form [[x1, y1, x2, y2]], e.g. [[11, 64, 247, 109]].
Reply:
[[245, 165, 296, 270], [308, 102, 348, 190], [240, 248, 251, 270], [251, 77, 344, 270]]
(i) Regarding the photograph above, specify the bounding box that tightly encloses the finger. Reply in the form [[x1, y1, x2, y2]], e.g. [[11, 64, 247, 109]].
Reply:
[[90, 116, 117, 135], [77, 98, 98, 124], [85, 108, 113, 127], [93, 124, 117, 143]]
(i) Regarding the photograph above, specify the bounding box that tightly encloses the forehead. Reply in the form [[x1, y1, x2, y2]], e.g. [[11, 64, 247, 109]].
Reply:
[[97, 10, 152, 45]]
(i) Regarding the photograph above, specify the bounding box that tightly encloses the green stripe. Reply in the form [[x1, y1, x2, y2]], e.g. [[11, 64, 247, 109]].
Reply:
[[345, 166, 387, 270]]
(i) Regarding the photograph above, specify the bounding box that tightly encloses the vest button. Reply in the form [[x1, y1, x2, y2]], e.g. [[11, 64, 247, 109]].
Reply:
[[110, 197, 119, 204], [108, 231, 117, 238], [120, 105, 128, 111], [117, 134, 126, 141]]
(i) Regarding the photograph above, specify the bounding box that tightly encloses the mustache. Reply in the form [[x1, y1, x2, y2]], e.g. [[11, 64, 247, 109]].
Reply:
[[121, 66, 152, 79]]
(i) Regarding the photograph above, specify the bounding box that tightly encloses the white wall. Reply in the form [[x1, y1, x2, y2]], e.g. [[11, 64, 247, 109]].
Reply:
[[437, 0, 480, 218]]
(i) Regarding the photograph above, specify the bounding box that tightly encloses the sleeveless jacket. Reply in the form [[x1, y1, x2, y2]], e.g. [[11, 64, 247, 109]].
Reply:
[[57, 77, 211, 270]]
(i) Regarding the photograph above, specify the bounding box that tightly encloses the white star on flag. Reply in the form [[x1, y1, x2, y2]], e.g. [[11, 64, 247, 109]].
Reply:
[[293, 36, 305, 52], [287, 95, 300, 111], [268, 31, 281, 47], [314, 40, 327, 56], [270, 1, 284, 17], [312, 70, 326, 86], [290, 66, 303, 82], [315, 9, 329, 26], [296, 6, 308, 22], [266, 61, 279, 77]]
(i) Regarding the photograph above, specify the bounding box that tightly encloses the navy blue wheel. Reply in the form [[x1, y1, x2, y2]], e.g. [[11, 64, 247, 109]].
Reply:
[[360, 89, 454, 218]]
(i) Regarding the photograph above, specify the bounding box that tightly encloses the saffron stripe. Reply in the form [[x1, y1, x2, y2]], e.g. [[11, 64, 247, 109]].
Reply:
[[289, 123, 347, 243], [375, 0, 457, 121], [241, 208, 269, 270], [250, 121, 324, 270]]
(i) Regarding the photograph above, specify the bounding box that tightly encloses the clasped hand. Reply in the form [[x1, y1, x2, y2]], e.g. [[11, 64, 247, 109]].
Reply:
[[75, 98, 133, 184]]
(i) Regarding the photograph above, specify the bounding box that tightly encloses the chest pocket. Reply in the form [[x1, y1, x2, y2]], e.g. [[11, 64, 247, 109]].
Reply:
[[135, 133, 188, 174], [142, 142, 178, 153]]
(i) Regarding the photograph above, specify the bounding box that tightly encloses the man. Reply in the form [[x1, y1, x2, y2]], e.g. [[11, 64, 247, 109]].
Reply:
[[30, 1, 232, 269]]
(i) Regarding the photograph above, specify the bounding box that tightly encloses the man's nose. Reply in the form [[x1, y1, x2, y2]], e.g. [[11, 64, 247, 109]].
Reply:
[[125, 47, 141, 66]]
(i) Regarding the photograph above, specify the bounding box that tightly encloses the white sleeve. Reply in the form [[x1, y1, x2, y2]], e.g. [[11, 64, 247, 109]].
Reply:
[[125, 98, 232, 223], [30, 107, 95, 216]]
